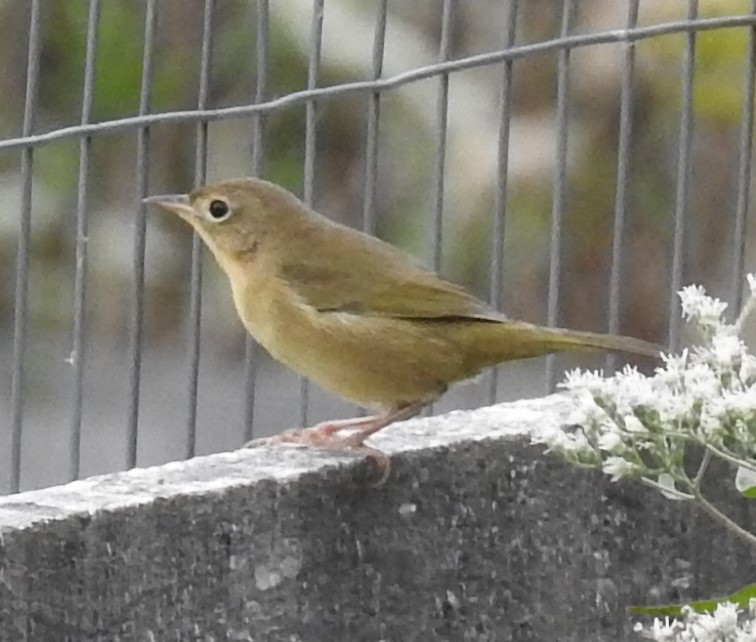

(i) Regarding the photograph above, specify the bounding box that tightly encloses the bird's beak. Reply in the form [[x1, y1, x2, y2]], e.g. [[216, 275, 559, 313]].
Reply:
[[142, 193, 194, 218]]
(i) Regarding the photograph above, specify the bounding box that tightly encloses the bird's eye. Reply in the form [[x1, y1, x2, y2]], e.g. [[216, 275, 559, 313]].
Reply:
[[208, 199, 230, 221]]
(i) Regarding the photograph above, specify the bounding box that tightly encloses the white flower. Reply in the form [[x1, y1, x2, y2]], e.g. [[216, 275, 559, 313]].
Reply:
[[602, 456, 638, 481], [635, 603, 753, 641], [634, 616, 682, 641], [679, 284, 728, 326], [623, 414, 647, 434], [561, 368, 607, 393], [710, 334, 744, 368], [540, 277, 756, 504], [597, 430, 624, 452], [687, 603, 740, 640], [747, 273, 756, 297], [531, 424, 595, 457], [683, 363, 722, 399]]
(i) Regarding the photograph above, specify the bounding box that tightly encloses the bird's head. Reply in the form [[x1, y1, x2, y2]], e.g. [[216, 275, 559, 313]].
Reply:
[[144, 177, 311, 264]]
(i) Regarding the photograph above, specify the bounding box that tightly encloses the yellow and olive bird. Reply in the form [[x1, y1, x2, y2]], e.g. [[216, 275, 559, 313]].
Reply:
[[145, 178, 660, 478]]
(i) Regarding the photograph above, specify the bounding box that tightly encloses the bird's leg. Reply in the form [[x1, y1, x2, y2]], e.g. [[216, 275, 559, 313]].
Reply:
[[256, 401, 428, 485], [328, 402, 426, 448], [267, 401, 425, 447], [268, 414, 383, 445]]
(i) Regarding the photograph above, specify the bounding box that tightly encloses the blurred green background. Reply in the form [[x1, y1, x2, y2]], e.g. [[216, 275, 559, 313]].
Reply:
[[0, 0, 754, 492]]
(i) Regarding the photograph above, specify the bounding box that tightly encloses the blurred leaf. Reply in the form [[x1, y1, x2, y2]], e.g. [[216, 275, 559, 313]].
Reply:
[[645, 0, 751, 124], [657, 473, 686, 500], [630, 584, 756, 617], [735, 465, 756, 498], [92, 1, 144, 118]]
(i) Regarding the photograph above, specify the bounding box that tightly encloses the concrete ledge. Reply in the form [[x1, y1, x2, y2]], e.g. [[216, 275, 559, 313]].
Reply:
[[0, 395, 753, 641]]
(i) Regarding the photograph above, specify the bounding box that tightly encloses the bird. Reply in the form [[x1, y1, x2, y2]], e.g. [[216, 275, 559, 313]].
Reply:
[[145, 177, 661, 481]]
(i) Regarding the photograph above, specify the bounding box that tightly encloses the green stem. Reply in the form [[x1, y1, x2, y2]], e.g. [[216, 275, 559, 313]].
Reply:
[[689, 486, 756, 551], [693, 449, 712, 490], [735, 293, 755, 332], [640, 476, 694, 501], [706, 444, 756, 473]]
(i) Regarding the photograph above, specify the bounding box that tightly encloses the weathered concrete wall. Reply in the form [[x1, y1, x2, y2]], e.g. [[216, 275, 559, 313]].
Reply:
[[0, 394, 753, 642]]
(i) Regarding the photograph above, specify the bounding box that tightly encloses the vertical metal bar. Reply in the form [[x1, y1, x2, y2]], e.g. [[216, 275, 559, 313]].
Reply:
[[299, 0, 325, 427], [362, 0, 389, 237], [185, 0, 214, 460], [431, 0, 454, 273], [127, 0, 158, 469], [10, 0, 42, 494], [354, 0, 388, 420], [544, 0, 575, 392], [488, 0, 519, 403], [244, 0, 269, 442], [668, 0, 698, 351], [69, 0, 101, 481], [423, 0, 454, 419], [605, 0, 640, 374], [731, 0, 756, 314]]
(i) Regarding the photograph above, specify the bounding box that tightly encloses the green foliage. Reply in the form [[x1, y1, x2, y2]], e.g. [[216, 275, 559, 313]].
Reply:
[[630, 583, 756, 617]]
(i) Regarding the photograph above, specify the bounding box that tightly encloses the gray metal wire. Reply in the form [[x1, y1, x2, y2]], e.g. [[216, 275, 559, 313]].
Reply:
[[10, 0, 42, 494], [361, 0, 389, 237], [299, 0, 326, 428], [488, 0, 519, 404], [244, 0, 270, 443], [185, 0, 215, 460], [127, 0, 158, 470], [732, 0, 756, 313], [605, 0, 640, 375], [430, 0, 454, 274], [668, 0, 699, 353], [68, 0, 101, 481], [3, 15, 754, 154], [544, 0, 576, 393]]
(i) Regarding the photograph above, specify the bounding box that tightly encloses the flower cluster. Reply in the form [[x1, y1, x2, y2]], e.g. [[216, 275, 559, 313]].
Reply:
[[532, 277, 756, 498], [634, 602, 756, 642]]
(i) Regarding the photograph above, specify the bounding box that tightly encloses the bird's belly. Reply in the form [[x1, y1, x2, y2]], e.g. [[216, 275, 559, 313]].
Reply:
[[245, 304, 461, 408]]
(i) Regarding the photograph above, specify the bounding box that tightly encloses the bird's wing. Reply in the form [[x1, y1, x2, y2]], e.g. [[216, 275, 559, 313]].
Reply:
[[279, 236, 503, 322]]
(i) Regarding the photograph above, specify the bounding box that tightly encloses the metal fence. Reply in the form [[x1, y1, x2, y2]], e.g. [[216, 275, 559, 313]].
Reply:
[[1, 0, 755, 494]]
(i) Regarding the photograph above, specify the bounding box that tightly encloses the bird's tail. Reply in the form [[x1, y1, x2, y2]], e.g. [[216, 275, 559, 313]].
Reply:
[[470, 320, 663, 367]]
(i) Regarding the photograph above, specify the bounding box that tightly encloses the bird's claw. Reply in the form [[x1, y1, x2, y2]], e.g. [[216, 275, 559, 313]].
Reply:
[[243, 425, 391, 485]]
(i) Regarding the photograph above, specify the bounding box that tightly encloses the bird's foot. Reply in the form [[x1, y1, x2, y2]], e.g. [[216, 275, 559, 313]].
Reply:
[[245, 402, 426, 485], [248, 415, 392, 485]]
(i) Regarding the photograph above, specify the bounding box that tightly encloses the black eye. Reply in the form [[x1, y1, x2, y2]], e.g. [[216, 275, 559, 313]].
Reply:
[[208, 199, 230, 220]]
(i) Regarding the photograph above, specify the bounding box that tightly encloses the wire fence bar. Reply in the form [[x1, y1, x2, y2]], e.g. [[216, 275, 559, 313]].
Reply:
[[184, 0, 215, 460], [127, 0, 158, 470], [605, 0, 640, 375], [243, 0, 270, 443], [9, 0, 42, 494], [423, 0, 454, 419], [2, 14, 756, 155], [361, 0, 389, 237], [353, 0, 389, 421], [299, 0, 326, 428], [68, 0, 101, 481], [430, 0, 453, 274], [668, 0, 699, 353], [731, 0, 756, 314], [544, 0, 576, 393], [488, 0, 519, 404]]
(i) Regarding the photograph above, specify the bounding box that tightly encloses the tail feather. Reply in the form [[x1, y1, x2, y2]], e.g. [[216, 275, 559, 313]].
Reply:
[[471, 320, 663, 366]]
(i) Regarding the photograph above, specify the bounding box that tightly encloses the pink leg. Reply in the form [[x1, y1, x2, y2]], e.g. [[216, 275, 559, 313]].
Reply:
[[269, 414, 383, 446], [256, 401, 427, 484]]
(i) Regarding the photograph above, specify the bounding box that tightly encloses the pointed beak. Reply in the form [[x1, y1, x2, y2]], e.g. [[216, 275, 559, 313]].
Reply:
[[142, 193, 194, 217]]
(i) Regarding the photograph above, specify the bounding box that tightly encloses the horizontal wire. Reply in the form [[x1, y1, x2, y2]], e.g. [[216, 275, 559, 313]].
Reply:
[[1, 14, 755, 153]]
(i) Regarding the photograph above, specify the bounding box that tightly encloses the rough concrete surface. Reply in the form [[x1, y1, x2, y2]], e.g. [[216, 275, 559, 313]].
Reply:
[[0, 394, 753, 642]]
